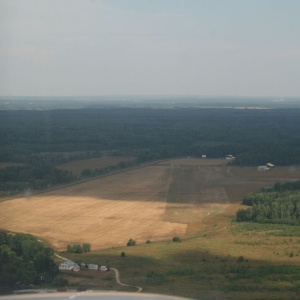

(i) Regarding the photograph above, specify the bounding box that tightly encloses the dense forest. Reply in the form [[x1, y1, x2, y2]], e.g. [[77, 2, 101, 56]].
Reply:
[[0, 231, 58, 293], [237, 181, 300, 225], [1, 107, 300, 195]]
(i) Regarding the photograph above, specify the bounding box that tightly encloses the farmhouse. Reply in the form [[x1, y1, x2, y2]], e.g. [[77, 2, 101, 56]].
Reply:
[[88, 263, 99, 270], [59, 260, 79, 271]]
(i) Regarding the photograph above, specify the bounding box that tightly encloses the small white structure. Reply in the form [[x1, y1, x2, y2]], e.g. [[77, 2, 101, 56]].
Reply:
[[202, 155, 207, 158], [59, 260, 78, 271], [100, 266, 107, 271], [258, 166, 270, 172], [266, 163, 275, 168], [73, 265, 80, 272], [226, 155, 235, 160], [88, 264, 99, 270]]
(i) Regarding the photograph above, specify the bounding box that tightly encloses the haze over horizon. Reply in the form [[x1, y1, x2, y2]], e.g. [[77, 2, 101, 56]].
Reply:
[[1, 0, 300, 98]]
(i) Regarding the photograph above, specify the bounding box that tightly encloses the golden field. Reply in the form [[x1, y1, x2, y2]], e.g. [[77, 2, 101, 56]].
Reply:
[[0, 158, 298, 252]]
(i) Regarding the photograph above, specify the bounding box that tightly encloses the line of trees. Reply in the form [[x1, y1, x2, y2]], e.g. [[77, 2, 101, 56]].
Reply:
[[66, 243, 91, 253], [2, 108, 300, 166], [0, 164, 75, 194], [81, 160, 135, 178], [237, 181, 300, 225]]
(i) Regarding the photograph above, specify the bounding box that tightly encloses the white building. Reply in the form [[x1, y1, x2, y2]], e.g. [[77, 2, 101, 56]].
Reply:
[[258, 166, 270, 172], [100, 266, 107, 271], [226, 155, 235, 160], [59, 260, 78, 271], [88, 264, 99, 270]]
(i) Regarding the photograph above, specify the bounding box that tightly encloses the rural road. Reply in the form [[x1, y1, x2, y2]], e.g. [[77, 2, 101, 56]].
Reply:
[[54, 253, 142, 293], [54, 253, 67, 260], [111, 268, 143, 293]]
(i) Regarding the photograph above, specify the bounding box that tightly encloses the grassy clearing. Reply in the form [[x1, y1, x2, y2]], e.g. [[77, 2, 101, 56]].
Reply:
[[60, 233, 300, 300]]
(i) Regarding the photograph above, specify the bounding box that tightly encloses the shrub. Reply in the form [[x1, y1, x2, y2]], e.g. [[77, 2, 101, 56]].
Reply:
[[127, 239, 136, 246], [172, 236, 181, 243], [146, 240, 151, 244], [121, 252, 126, 257], [82, 243, 91, 253], [238, 256, 245, 262]]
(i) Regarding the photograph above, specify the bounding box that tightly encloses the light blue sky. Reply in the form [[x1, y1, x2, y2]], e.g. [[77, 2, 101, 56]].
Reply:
[[1, 0, 300, 97]]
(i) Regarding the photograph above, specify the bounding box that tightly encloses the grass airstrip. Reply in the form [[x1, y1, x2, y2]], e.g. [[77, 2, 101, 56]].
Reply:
[[1, 158, 300, 299]]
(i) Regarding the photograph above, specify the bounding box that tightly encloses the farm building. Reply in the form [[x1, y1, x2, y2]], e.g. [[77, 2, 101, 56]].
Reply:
[[258, 166, 270, 172], [226, 154, 235, 160], [266, 163, 275, 168], [88, 264, 99, 270], [59, 260, 79, 271], [100, 266, 108, 271]]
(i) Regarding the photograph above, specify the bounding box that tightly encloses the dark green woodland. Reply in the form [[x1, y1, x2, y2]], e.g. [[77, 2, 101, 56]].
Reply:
[[1, 106, 300, 195]]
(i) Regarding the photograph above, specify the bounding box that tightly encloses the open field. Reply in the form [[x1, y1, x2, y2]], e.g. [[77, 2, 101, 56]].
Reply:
[[2, 158, 300, 299], [57, 156, 135, 176], [1, 158, 298, 252]]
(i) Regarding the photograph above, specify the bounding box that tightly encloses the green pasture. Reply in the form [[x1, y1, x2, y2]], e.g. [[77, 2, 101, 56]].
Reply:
[[60, 225, 300, 300]]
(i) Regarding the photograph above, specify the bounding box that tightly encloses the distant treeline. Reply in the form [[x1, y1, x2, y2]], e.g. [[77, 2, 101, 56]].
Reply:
[[237, 181, 300, 225], [0, 163, 75, 194], [1, 108, 300, 195], [0, 231, 58, 293], [1, 108, 300, 165], [0, 159, 135, 196]]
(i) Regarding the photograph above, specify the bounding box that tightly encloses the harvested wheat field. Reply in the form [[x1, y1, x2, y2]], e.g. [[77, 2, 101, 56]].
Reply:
[[1, 159, 298, 251]]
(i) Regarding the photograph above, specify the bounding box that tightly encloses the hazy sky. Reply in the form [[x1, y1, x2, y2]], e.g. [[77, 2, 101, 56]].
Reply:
[[1, 0, 300, 97]]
